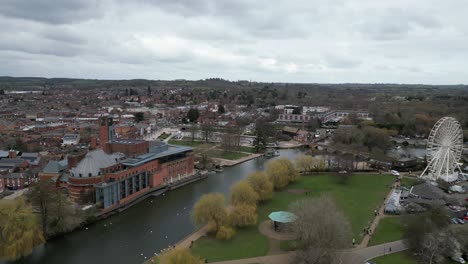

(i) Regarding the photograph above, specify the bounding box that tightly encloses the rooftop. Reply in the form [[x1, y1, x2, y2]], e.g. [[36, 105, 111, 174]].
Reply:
[[122, 145, 192, 167]]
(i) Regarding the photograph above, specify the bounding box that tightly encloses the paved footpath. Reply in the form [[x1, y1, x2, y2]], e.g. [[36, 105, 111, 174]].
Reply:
[[358, 178, 400, 248], [209, 240, 407, 264]]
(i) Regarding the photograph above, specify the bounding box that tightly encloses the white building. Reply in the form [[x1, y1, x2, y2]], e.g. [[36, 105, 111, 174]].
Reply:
[[62, 134, 80, 146]]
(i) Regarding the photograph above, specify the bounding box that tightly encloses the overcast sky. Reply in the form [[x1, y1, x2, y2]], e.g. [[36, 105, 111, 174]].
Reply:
[[0, 0, 467, 84]]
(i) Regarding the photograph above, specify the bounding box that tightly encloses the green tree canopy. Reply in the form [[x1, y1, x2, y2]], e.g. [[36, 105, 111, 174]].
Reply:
[[186, 108, 200, 123], [133, 112, 144, 123], [229, 180, 259, 207], [0, 198, 44, 260], [191, 193, 227, 232], [245, 171, 273, 202]]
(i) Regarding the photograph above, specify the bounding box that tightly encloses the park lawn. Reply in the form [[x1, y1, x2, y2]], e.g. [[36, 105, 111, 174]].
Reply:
[[284, 174, 395, 241], [400, 177, 424, 188], [168, 139, 212, 148], [192, 174, 394, 262], [191, 225, 268, 262], [157, 132, 171, 140], [237, 146, 256, 153], [369, 217, 404, 246], [279, 240, 298, 251], [210, 150, 250, 160], [370, 251, 417, 264]]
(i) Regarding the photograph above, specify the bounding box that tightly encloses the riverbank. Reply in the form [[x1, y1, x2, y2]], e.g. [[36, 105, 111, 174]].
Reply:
[[213, 153, 264, 167], [11, 149, 303, 264], [187, 173, 395, 263]]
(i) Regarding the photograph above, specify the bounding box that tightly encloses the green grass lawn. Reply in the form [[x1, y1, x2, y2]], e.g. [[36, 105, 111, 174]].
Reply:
[[282, 174, 395, 241], [370, 251, 417, 264], [191, 225, 268, 262], [157, 132, 171, 140], [400, 177, 424, 187], [369, 217, 404, 246], [237, 146, 256, 153], [191, 174, 395, 262], [210, 150, 250, 160], [279, 240, 298, 251], [168, 139, 212, 148]]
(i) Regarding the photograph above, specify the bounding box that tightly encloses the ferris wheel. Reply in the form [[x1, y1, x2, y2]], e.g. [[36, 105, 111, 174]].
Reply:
[[420, 117, 464, 182]]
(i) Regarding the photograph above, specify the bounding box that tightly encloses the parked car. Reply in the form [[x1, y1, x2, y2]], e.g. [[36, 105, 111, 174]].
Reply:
[[456, 218, 466, 224], [390, 170, 400, 176], [451, 256, 466, 263], [451, 218, 460, 224]]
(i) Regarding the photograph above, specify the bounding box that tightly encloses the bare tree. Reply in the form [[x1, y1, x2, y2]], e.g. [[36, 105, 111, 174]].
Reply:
[[220, 127, 241, 152], [288, 195, 352, 264], [200, 122, 214, 143]]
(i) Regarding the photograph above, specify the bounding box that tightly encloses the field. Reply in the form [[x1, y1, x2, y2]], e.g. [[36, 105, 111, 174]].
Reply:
[[209, 150, 250, 160], [400, 177, 424, 187], [368, 217, 404, 246], [191, 173, 395, 262], [167, 139, 212, 148]]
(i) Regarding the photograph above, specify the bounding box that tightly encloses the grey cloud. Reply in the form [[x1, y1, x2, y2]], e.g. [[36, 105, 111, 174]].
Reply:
[[324, 53, 361, 69], [0, 0, 104, 24], [0, 0, 467, 84], [357, 8, 441, 40]]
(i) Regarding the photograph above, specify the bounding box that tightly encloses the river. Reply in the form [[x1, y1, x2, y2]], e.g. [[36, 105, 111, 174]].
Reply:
[[7, 149, 305, 264]]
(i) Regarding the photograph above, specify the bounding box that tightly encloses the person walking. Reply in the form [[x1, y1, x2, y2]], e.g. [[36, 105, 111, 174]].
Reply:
[[352, 238, 355, 246]]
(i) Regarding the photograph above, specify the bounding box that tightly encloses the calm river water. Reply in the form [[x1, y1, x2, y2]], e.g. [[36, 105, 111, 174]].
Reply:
[[6, 149, 305, 264]]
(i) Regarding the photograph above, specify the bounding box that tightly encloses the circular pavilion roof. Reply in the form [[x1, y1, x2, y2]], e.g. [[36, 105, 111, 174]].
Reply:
[[268, 211, 297, 223]]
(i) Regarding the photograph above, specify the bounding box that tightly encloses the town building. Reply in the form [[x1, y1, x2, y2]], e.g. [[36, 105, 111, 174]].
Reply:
[[63, 117, 195, 210], [62, 134, 80, 146]]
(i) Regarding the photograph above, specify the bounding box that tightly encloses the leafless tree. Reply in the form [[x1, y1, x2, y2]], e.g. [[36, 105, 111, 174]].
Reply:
[[288, 195, 352, 264]]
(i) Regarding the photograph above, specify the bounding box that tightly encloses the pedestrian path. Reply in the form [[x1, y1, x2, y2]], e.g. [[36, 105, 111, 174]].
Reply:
[[208, 240, 407, 264], [358, 179, 400, 248]]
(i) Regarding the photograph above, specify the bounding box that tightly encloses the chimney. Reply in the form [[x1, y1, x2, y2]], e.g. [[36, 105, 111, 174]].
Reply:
[[90, 137, 97, 150], [8, 150, 16, 159]]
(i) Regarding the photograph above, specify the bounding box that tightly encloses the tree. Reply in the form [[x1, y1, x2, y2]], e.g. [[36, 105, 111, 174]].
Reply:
[[133, 112, 144, 123], [159, 248, 204, 264], [0, 198, 44, 260], [28, 180, 83, 238], [200, 122, 214, 143], [14, 136, 27, 152], [186, 108, 200, 123], [217, 104, 225, 114], [229, 180, 259, 207], [220, 127, 241, 152], [288, 195, 352, 264], [266, 158, 299, 189], [307, 118, 321, 132], [229, 204, 257, 227], [147, 85, 152, 96], [361, 126, 391, 152], [245, 171, 273, 202], [191, 193, 227, 232], [402, 206, 458, 264], [194, 144, 214, 170], [215, 225, 236, 240], [295, 155, 326, 174], [189, 125, 198, 141], [254, 119, 275, 152]]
